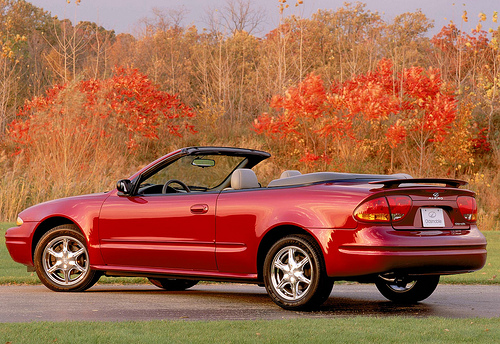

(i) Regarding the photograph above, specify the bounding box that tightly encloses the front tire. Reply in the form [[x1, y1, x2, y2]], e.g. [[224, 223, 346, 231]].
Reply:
[[375, 275, 440, 303], [263, 235, 333, 310], [34, 225, 101, 292]]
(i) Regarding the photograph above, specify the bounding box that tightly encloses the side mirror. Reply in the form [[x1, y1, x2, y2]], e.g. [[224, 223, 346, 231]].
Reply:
[[116, 179, 133, 195]]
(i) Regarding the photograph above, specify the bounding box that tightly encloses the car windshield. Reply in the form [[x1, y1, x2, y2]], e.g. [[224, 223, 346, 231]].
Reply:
[[141, 154, 247, 191]]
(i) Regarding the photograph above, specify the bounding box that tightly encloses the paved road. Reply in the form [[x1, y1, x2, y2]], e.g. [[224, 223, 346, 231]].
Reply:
[[1, 283, 499, 322]]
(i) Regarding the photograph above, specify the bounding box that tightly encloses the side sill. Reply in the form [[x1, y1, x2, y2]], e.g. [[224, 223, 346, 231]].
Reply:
[[92, 265, 260, 284]]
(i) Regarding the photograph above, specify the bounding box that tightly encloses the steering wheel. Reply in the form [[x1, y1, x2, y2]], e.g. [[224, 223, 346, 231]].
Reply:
[[162, 179, 191, 194]]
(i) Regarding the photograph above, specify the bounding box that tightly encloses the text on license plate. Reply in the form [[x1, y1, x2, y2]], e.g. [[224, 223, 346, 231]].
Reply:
[[421, 208, 445, 228]]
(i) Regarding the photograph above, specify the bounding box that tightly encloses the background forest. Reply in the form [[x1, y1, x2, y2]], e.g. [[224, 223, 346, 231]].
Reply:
[[0, 0, 499, 230]]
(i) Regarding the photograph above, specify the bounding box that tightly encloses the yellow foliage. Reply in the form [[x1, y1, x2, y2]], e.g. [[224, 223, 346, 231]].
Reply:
[[196, 96, 225, 130]]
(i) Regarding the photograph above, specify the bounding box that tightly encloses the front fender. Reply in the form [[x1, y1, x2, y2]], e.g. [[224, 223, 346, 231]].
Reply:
[[14, 192, 111, 266]]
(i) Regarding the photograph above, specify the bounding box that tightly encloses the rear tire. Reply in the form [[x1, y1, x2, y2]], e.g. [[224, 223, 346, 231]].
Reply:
[[263, 235, 333, 310], [148, 278, 199, 291], [34, 225, 101, 292], [375, 275, 440, 303]]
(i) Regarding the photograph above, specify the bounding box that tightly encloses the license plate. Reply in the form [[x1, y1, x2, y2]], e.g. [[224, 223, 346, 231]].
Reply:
[[421, 208, 445, 228]]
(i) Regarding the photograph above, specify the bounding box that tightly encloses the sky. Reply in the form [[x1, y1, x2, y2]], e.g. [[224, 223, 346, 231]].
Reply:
[[28, 0, 500, 37]]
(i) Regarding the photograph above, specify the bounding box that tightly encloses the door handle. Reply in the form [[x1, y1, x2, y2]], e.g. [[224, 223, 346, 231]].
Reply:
[[190, 204, 209, 214]]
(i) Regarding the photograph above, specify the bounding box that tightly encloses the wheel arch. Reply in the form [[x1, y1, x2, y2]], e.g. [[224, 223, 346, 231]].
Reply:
[[31, 216, 82, 260], [256, 225, 321, 281]]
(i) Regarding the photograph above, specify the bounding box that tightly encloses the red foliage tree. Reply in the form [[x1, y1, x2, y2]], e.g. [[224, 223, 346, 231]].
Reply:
[[4, 66, 196, 201], [430, 23, 489, 85], [254, 59, 460, 175], [8, 66, 196, 156]]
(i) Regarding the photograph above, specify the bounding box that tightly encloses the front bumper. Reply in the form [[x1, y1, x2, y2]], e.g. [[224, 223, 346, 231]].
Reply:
[[5, 222, 38, 266]]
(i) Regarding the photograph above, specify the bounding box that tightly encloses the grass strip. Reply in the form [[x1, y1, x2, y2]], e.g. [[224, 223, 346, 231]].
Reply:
[[2, 223, 498, 285], [0, 317, 499, 343]]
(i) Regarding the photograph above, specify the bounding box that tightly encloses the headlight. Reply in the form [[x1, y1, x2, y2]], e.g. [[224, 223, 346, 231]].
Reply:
[[16, 216, 24, 226]]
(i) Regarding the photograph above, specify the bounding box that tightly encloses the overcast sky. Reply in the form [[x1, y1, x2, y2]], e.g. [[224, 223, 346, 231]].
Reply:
[[28, 0, 499, 37]]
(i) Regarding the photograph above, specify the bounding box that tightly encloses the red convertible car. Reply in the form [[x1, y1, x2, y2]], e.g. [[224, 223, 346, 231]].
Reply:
[[5, 147, 487, 310]]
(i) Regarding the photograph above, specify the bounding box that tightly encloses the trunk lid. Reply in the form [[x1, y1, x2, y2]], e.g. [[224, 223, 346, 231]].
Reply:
[[369, 179, 476, 230]]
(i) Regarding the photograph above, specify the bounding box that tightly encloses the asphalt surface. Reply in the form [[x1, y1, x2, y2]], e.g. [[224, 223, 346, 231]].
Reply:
[[1, 283, 499, 322]]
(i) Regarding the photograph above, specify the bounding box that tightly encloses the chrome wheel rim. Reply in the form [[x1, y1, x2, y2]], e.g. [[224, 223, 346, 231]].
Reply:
[[270, 246, 312, 301], [386, 280, 416, 292], [379, 275, 417, 293], [42, 236, 89, 286]]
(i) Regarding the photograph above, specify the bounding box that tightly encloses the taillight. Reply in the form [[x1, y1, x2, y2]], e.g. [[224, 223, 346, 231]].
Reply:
[[387, 195, 412, 222], [354, 197, 391, 222], [457, 196, 477, 222], [354, 196, 412, 223]]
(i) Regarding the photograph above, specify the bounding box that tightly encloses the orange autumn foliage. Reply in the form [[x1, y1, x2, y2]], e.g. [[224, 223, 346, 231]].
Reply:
[[8, 67, 196, 157], [254, 59, 460, 172]]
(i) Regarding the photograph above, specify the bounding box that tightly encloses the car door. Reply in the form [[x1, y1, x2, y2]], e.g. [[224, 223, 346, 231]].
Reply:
[[97, 152, 251, 272], [98, 191, 218, 271]]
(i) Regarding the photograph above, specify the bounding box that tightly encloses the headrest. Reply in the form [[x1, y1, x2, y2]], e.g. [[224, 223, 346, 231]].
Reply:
[[231, 169, 259, 190], [280, 170, 302, 179]]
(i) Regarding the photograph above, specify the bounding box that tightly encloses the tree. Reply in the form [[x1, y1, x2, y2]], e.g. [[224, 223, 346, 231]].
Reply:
[[203, 0, 266, 35], [398, 65, 457, 175], [0, 0, 52, 135], [5, 66, 196, 203], [307, 3, 385, 83], [430, 23, 489, 93], [384, 10, 434, 83], [254, 59, 461, 176]]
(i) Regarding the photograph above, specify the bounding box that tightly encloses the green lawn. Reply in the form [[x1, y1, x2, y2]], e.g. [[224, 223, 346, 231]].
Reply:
[[1, 222, 498, 285], [0, 317, 499, 343]]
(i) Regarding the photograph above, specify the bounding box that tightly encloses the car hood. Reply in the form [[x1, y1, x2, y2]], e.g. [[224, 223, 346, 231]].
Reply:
[[18, 191, 112, 222]]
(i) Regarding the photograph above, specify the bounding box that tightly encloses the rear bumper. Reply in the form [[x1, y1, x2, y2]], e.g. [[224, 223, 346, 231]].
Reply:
[[5, 222, 37, 266], [316, 225, 487, 278]]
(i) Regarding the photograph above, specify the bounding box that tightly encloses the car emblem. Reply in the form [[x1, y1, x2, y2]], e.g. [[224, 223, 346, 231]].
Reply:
[[429, 211, 437, 218], [429, 192, 443, 200]]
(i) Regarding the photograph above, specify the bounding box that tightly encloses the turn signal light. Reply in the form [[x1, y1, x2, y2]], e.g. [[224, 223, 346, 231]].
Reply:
[[457, 196, 477, 222]]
